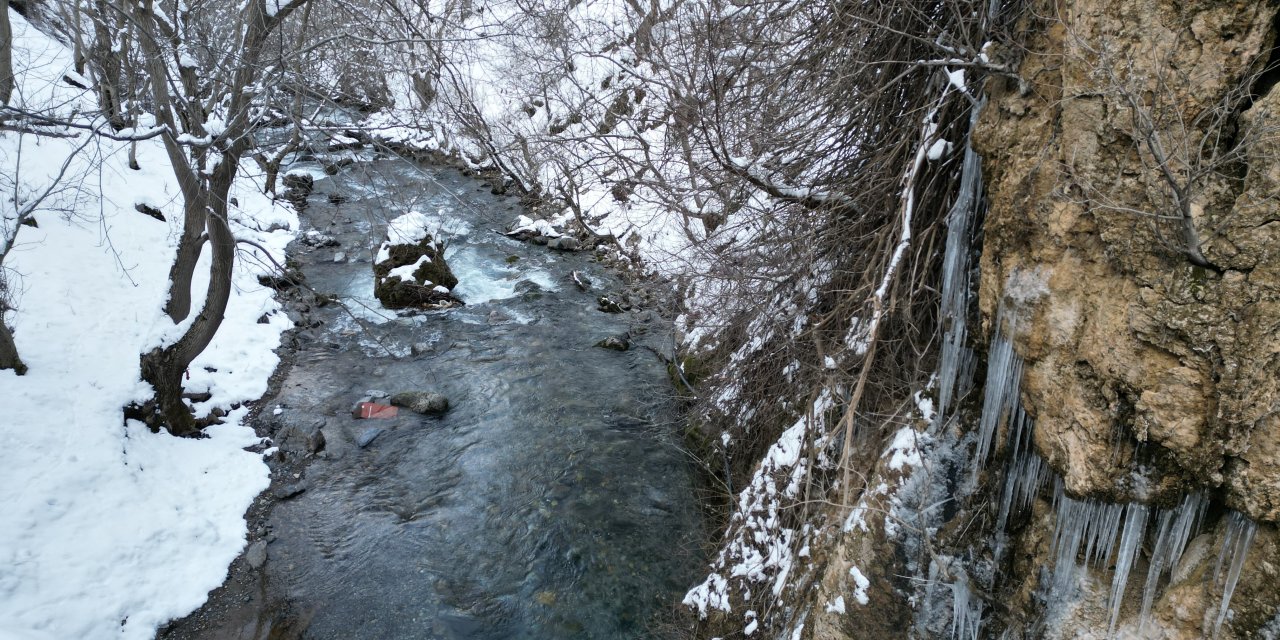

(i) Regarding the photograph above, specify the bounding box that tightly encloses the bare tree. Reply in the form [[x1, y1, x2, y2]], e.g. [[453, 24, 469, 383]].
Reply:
[[0, 4, 12, 107], [116, 0, 316, 435], [1071, 41, 1280, 272]]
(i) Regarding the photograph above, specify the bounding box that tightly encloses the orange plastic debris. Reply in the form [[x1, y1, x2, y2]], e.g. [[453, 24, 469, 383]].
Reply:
[[357, 402, 398, 419]]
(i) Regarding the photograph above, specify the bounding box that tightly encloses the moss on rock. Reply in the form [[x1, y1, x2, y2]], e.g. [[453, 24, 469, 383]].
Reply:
[[373, 235, 461, 309]]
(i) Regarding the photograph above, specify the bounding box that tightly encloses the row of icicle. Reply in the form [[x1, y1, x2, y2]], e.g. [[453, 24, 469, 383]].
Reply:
[[925, 89, 1259, 640], [964, 300, 1258, 638]]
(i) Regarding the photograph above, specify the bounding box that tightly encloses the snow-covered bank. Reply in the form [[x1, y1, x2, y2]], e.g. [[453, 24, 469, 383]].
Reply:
[[0, 10, 296, 639]]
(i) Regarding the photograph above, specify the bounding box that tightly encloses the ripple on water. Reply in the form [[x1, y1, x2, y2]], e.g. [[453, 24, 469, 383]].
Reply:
[[448, 245, 558, 305], [262, 159, 702, 640]]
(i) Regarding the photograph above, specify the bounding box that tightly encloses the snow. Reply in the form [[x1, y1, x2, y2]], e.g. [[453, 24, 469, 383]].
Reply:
[[849, 567, 870, 605], [885, 426, 926, 471], [927, 138, 952, 161], [825, 596, 846, 614], [382, 210, 440, 249], [386, 254, 432, 282], [0, 11, 295, 639], [685, 390, 836, 622], [508, 214, 563, 238]]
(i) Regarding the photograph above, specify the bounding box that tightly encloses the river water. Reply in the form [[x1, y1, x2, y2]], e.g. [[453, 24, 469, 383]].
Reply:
[[252, 156, 702, 639]]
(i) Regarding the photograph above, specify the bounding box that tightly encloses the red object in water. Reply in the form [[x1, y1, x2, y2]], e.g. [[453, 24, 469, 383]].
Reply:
[[357, 402, 398, 419]]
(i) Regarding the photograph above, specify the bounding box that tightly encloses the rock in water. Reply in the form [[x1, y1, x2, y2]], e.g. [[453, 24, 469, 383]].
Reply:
[[281, 172, 314, 192], [389, 391, 450, 416], [597, 295, 626, 313], [356, 427, 383, 448], [595, 335, 630, 351], [548, 236, 581, 251], [373, 212, 461, 309]]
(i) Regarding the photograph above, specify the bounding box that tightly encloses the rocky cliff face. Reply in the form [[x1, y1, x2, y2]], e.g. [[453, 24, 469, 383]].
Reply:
[[689, 1, 1280, 638], [966, 0, 1280, 634], [977, 0, 1280, 524]]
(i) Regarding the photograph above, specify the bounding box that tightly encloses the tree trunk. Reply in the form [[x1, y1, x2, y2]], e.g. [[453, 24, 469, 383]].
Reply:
[[141, 180, 236, 435], [0, 3, 13, 107], [163, 200, 207, 322], [0, 321, 25, 375], [89, 1, 128, 129]]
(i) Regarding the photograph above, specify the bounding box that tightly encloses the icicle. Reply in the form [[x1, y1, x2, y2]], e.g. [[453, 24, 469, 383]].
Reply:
[[1212, 511, 1257, 636], [995, 411, 1041, 536], [971, 304, 1024, 480], [1048, 484, 1126, 602], [1107, 503, 1149, 636], [1138, 492, 1209, 630], [932, 100, 985, 433], [951, 570, 983, 640]]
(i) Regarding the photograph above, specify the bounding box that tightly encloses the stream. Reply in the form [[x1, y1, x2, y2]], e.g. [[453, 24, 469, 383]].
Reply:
[[172, 155, 704, 639]]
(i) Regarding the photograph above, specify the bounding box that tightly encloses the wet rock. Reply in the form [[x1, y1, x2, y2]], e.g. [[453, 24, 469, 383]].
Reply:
[[597, 295, 627, 313], [302, 230, 339, 248], [548, 236, 581, 251], [531, 235, 549, 245], [322, 158, 355, 175], [277, 419, 326, 454], [244, 540, 268, 569], [272, 482, 307, 500], [281, 172, 315, 193], [595, 335, 630, 351], [389, 391, 450, 416], [373, 227, 461, 309], [257, 270, 304, 291], [506, 228, 539, 242], [333, 251, 347, 263], [134, 202, 165, 221], [356, 427, 383, 448]]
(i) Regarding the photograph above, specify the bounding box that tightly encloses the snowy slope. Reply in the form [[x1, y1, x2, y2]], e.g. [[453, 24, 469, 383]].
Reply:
[[0, 10, 296, 639]]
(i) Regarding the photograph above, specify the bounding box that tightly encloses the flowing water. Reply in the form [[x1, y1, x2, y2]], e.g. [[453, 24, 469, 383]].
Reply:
[[257, 156, 702, 639]]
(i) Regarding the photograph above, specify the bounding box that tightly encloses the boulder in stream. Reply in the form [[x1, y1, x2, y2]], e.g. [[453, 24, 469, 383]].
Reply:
[[595, 335, 630, 351], [373, 212, 461, 309], [389, 391, 450, 416], [597, 295, 628, 313], [355, 427, 384, 448], [547, 236, 580, 252]]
